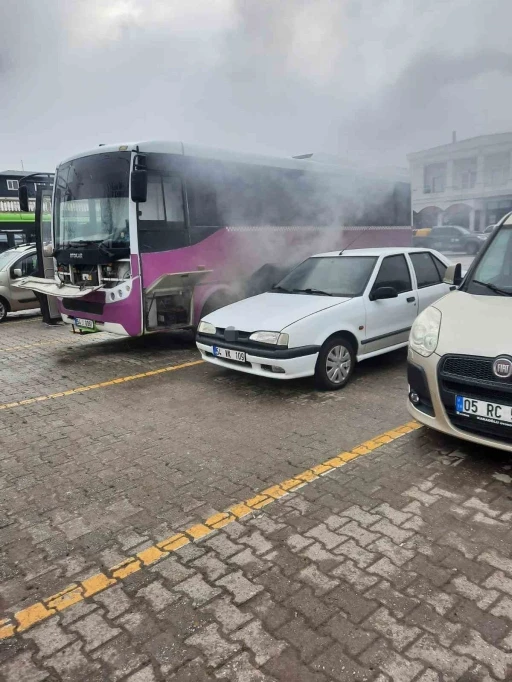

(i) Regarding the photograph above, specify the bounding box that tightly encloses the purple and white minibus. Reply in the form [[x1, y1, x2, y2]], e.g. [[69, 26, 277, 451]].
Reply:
[[17, 142, 411, 336]]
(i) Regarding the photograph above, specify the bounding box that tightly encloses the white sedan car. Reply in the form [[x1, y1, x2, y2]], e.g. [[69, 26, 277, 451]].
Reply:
[[196, 247, 453, 389]]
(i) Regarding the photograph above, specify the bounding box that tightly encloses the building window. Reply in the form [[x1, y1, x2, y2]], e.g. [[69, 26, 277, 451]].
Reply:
[[6, 179, 19, 191], [432, 175, 445, 193], [424, 163, 446, 194], [484, 152, 510, 187], [461, 171, 477, 189], [454, 157, 477, 190]]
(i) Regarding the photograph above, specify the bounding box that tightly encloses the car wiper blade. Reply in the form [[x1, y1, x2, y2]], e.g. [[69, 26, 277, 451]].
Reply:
[[271, 285, 293, 293], [292, 288, 333, 296], [472, 279, 512, 296]]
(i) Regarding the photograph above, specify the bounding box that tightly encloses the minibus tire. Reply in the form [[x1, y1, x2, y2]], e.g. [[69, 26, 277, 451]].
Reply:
[[315, 335, 355, 390], [0, 297, 9, 322]]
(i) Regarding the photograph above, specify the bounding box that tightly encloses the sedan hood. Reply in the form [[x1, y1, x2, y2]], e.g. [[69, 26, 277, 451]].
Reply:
[[435, 290, 512, 357], [204, 292, 351, 332]]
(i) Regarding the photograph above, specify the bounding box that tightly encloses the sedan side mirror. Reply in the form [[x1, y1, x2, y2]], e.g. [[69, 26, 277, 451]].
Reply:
[[370, 286, 398, 301], [443, 263, 462, 287], [13, 268, 23, 278]]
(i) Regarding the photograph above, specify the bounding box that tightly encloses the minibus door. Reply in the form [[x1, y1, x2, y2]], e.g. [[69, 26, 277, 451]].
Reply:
[[36, 189, 61, 323]]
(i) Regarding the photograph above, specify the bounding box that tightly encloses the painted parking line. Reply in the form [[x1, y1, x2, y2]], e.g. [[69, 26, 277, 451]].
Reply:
[[0, 359, 205, 411], [0, 419, 422, 640]]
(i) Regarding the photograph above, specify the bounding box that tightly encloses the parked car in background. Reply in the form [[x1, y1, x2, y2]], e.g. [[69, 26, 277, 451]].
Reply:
[[0, 244, 40, 321], [484, 224, 497, 235], [407, 211, 512, 453], [412, 227, 432, 240], [413, 225, 487, 254], [196, 247, 452, 390]]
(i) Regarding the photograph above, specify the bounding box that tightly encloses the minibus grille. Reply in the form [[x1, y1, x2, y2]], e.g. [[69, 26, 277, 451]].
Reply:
[[62, 299, 104, 315]]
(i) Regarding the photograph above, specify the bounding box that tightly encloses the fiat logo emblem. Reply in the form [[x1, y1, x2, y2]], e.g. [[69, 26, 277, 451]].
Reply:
[[493, 357, 512, 379]]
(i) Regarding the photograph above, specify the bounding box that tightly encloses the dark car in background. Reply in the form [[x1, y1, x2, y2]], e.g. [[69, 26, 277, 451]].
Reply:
[[412, 225, 487, 255]]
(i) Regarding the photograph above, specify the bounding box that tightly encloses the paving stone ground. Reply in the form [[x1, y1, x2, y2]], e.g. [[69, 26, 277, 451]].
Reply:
[[1, 312, 512, 681]]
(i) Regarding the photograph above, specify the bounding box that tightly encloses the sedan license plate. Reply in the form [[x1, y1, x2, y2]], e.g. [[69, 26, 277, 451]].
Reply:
[[456, 395, 512, 426], [213, 346, 246, 363], [75, 317, 96, 330]]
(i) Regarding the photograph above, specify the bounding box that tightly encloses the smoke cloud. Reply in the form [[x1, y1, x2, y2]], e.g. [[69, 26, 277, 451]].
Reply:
[[1, 0, 512, 171]]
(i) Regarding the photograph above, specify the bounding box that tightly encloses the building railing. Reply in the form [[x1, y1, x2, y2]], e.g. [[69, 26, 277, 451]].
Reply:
[[0, 198, 36, 212]]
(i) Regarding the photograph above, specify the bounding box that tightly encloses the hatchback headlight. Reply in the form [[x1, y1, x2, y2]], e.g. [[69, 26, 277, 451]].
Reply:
[[249, 331, 289, 346], [198, 320, 216, 335], [409, 307, 442, 357]]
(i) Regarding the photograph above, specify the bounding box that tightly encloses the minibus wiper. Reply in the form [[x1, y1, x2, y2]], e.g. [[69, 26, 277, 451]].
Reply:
[[472, 279, 512, 297], [68, 239, 116, 257], [69, 239, 99, 246]]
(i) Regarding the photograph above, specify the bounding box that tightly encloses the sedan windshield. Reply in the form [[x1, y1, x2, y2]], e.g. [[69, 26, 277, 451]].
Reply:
[[274, 256, 377, 297], [54, 152, 131, 250], [465, 226, 512, 296]]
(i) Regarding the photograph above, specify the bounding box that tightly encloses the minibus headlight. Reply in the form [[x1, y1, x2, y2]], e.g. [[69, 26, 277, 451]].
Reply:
[[409, 307, 442, 357], [198, 320, 216, 335], [249, 331, 289, 346]]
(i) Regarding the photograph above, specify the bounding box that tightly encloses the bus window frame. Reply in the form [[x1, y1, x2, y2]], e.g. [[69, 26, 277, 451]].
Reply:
[[137, 170, 190, 253]]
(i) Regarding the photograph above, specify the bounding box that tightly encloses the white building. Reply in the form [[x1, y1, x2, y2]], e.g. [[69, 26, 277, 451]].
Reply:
[[408, 132, 512, 232]]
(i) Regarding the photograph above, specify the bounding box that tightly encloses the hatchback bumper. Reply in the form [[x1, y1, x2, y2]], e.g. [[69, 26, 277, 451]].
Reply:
[[196, 340, 319, 380], [407, 349, 512, 453]]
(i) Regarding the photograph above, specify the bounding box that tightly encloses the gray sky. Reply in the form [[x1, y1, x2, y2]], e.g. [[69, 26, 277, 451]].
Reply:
[[1, 0, 512, 172]]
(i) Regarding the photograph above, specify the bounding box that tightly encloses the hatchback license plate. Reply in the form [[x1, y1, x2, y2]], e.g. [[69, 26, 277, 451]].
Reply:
[[75, 317, 95, 330], [456, 395, 512, 425], [213, 346, 246, 363]]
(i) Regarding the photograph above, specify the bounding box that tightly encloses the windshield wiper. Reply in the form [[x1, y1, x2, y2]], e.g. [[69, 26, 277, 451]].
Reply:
[[271, 285, 293, 293], [69, 239, 100, 246], [472, 279, 512, 297], [68, 239, 118, 257], [292, 288, 333, 296]]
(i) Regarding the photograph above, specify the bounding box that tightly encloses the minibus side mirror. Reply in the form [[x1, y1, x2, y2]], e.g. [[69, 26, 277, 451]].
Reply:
[[131, 170, 148, 203], [19, 185, 29, 212], [13, 268, 23, 278], [444, 263, 462, 287]]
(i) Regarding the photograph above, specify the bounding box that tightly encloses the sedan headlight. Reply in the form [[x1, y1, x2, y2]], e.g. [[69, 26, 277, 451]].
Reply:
[[198, 320, 216, 335], [409, 307, 442, 357], [249, 331, 289, 346]]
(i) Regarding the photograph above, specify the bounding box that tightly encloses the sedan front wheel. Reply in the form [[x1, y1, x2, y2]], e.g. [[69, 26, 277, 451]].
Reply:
[[315, 336, 355, 390]]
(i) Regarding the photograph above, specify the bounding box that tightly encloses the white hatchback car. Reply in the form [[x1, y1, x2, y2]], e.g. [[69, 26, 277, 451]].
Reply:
[[0, 244, 39, 322], [196, 247, 453, 389]]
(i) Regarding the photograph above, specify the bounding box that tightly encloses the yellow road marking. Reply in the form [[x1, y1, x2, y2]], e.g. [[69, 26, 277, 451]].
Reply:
[[0, 359, 204, 411], [0, 420, 422, 640]]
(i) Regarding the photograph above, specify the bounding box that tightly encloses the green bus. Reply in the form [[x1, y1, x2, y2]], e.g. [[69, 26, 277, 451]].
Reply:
[[0, 212, 37, 252]]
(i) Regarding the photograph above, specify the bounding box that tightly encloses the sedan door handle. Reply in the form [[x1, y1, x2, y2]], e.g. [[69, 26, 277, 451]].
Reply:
[[406, 296, 415, 303]]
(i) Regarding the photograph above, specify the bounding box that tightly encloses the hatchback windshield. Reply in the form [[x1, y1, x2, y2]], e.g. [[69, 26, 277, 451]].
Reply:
[[54, 152, 130, 250], [465, 226, 512, 296], [274, 256, 377, 297], [0, 249, 23, 271]]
